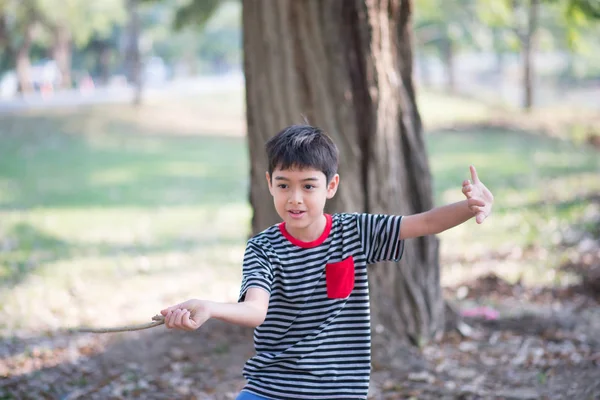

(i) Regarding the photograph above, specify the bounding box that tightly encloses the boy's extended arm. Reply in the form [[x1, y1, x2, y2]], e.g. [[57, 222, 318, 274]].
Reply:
[[400, 200, 476, 239], [399, 166, 494, 240], [160, 287, 269, 331]]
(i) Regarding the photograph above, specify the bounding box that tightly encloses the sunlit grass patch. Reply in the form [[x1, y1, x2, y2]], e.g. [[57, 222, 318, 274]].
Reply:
[[0, 204, 250, 333], [417, 90, 496, 128], [430, 128, 599, 286]]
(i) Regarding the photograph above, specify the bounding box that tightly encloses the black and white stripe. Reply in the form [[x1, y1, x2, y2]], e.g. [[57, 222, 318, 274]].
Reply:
[[238, 213, 404, 400]]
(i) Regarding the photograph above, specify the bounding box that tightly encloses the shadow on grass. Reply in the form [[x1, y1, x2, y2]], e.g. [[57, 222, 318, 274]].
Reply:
[[0, 219, 245, 291], [0, 113, 249, 210], [0, 222, 71, 288]]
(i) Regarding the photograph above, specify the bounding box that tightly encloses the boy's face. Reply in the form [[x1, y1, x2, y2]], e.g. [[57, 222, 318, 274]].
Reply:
[[266, 166, 339, 240]]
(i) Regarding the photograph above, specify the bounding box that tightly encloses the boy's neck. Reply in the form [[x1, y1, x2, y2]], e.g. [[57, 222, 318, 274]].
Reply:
[[283, 214, 329, 244]]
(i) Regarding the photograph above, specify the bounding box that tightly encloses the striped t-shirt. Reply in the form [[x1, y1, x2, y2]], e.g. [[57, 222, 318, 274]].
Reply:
[[238, 212, 404, 400]]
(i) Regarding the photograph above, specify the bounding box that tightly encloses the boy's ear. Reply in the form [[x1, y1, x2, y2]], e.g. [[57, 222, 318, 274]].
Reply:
[[326, 174, 340, 199], [265, 171, 273, 193]]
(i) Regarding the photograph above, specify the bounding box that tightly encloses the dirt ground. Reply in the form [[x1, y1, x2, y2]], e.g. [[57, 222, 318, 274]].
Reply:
[[1, 272, 599, 400]]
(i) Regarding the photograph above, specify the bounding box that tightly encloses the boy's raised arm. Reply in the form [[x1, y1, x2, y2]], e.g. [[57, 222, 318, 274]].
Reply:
[[399, 165, 494, 240], [160, 287, 269, 331]]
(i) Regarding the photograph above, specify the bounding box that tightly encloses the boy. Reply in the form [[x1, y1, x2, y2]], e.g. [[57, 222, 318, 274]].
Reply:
[[160, 125, 494, 400]]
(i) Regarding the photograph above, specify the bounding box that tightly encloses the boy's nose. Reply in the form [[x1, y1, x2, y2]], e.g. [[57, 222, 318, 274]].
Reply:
[[288, 190, 303, 204]]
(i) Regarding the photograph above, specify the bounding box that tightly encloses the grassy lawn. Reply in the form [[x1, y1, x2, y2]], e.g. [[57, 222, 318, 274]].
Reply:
[[430, 128, 599, 286], [0, 89, 598, 334]]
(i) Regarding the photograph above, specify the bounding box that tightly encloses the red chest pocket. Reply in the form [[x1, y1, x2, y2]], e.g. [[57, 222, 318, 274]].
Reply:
[[325, 256, 355, 299]]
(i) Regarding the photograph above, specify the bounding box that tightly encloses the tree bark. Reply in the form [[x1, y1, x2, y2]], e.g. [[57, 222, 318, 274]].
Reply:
[[440, 36, 455, 94], [243, 0, 443, 346], [0, 13, 14, 73], [15, 22, 34, 94], [52, 26, 72, 89], [522, 0, 538, 111], [99, 44, 111, 85], [492, 28, 505, 77], [126, 0, 142, 105]]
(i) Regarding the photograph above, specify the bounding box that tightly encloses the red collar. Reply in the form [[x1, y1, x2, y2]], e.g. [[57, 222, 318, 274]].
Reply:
[[279, 214, 332, 248]]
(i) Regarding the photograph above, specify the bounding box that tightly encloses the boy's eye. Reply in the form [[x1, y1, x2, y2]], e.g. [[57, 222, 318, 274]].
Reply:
[[277, 184, 288, 189], [304, 185, 315, 190]]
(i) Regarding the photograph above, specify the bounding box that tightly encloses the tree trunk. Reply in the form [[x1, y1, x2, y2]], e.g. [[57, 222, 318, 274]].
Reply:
[[415, 49, 432, 88], [0, 14, 14, 73], [243, 0, 443, 347], [99, 43, 111, 85], [522, 0, 539, 111], [0, 12, 9, 69], [492, 28, 504, 77], [52, 26, 72, 89], [15, 22, 34, 94], [126, 0, 142, 105], [440, 36, 455, 94]]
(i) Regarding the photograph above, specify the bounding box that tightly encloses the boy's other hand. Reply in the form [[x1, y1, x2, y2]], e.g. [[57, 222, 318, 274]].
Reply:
[[462, 165, 494, 224], [160, 299, 211, 331]]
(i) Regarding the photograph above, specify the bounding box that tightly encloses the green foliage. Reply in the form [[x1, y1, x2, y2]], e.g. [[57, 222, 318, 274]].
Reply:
[[415, 0, 486, 50], [173, 0, 221, 31], [0, 0, 126, 62], [475, 0, 513, 28], [546, 0, 600, 20], [0, 0, 35, 49], [571, 0, 600, 19], [540, 0, 599, 52], [140, 0, 241, 71], [141, 0, 225, 31], [35, 0, 126, 48], [473, 0, 599, 54]]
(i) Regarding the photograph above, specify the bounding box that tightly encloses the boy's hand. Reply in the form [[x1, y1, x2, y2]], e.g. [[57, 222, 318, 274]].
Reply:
[[462, 165, 494, 224], [160, 299, 212, 331]]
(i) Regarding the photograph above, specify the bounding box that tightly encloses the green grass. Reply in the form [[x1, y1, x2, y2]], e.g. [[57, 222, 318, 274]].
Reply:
[[0, 96, 251, 333], [0, 88, 598, 333], [429, 128, 599, 286], [417, 90, 494, 128], [0, 111, 248, 209]]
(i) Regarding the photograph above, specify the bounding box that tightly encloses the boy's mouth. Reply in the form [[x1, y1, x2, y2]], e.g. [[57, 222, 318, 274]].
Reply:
[[288, 210, 306, 219]]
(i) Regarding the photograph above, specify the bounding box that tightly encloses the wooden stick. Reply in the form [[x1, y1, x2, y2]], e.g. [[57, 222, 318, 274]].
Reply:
[[68, 315, 165, 333]]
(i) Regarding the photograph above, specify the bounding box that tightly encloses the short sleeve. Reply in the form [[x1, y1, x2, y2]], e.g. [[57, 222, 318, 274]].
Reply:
[[355, 213, 404, 264], [238, 240, 273, 302]]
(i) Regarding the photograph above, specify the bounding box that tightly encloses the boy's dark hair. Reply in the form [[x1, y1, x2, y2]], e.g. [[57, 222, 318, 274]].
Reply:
[[266, 125, 339, 183]]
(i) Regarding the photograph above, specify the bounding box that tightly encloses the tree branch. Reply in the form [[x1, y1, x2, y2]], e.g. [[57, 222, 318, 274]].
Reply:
[[68, 315, 165, 334]]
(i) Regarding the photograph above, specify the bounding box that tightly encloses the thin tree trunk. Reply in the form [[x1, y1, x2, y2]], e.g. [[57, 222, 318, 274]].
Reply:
[[0, 45, 13, 73], [522, 0, 539, 111], [52, 26, 72, 89], [492, 28, 505, 77], [126, 0, 142, 105], [15, 22, 34, 94], [0, 14, 14, 73], [0, 12, 9, 69], [440, 36, 455, 94], [244, 0, 443, 349], [416, 53, 431, 88], [99, 44, 111, 85], [187, 52, 199, 76]]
